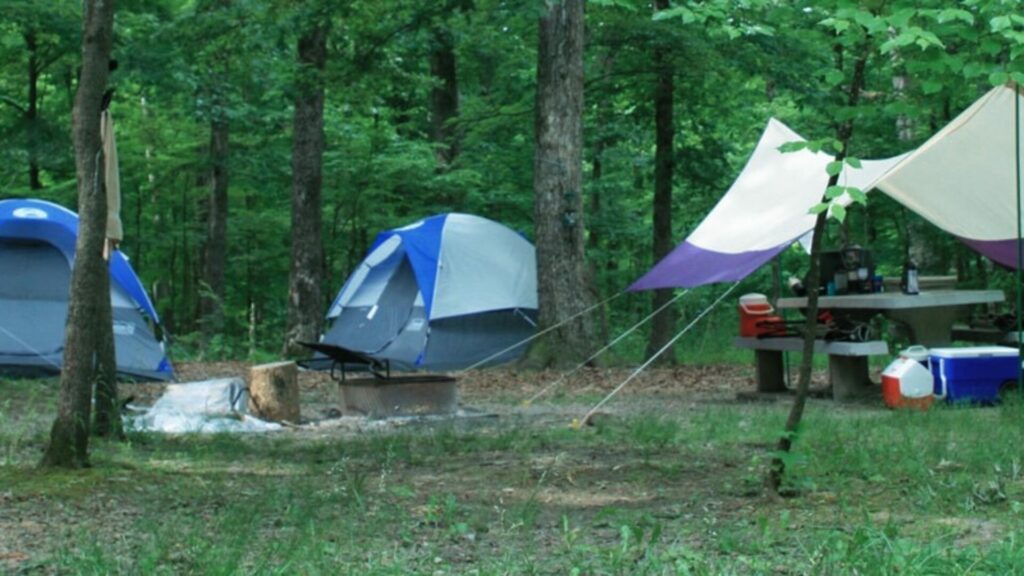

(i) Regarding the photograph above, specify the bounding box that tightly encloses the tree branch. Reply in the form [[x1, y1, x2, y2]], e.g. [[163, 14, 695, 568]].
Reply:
[[0, 96, 27, 114], [349, 0, 468, 72]]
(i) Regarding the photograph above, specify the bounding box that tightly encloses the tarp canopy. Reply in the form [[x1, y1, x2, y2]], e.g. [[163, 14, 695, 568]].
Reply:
[[631, 84, 1024, 291], [876, 85, 1024, 268]]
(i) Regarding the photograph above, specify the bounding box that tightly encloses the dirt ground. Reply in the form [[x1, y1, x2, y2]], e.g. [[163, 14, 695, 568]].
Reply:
[[3, 362, 878, 574], [160, 360, 838, 427]]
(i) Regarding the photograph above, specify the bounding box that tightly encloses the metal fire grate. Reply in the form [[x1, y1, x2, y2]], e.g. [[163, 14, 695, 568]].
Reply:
[[339, 375, 457, 419]]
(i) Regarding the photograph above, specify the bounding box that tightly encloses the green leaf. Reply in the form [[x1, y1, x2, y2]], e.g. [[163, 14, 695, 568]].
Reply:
[[826, 161, 844, 176], [821, 17, 850, 34], [777, 141, 808, 153], [880, 32, 915, 54], [808, 203, 829, 215], [831, 204, 847, 223], [851, 9, 879, 31], [937, 8, 974, 25], [824, 69, 845, 87], [990, 71, 1010, 87], [963, 62, 987, 79], [825, 185, 847, 199], [845, 157, 862, 169], [887, 8, 914, 29], [590, 0, 639, 11], [847, 188, 868, 206], [653, 6, 696, 23], [991, 15, 1012, 32], [914, 30, 944, 51], [921, 79, 943, 95]]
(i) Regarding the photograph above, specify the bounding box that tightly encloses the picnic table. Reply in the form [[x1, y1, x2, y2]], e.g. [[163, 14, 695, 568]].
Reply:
[[776, 290, 1005, 346], [738, 289, 1005, 402]]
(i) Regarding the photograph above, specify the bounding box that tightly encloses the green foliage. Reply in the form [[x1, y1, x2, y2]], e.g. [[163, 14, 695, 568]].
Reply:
[[0, 377, 55, 465], [1, 0, 1023, 361]]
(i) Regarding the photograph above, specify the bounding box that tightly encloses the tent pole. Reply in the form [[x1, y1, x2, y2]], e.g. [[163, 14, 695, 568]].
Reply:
[[1015, 81, 1022, 396]]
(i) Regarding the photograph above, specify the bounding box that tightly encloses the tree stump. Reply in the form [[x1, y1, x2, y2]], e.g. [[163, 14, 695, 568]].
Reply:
[[248, 361, 300, 423]]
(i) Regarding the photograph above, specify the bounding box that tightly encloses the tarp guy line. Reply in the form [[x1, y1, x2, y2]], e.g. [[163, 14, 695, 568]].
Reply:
[[455, 290, 626, 375], [574, 282, 740, 428], [0, 325, 64, 371], [523, 289, 690, 407]]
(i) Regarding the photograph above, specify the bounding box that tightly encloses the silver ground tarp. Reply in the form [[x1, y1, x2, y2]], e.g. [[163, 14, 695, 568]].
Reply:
[[127, 378, 282, 434]]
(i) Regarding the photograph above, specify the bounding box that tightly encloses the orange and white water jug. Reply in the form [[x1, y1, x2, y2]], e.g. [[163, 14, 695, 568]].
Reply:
[[881, 356, 934, 410]]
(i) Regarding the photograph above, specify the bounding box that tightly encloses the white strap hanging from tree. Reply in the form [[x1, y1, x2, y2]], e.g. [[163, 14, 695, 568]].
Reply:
[[100, 107, 122, 260]]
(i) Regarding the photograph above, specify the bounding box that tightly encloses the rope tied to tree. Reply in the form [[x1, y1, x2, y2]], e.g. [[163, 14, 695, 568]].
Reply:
[[522, 289, 690, 407], [572, 282, 740, 429], [454, 289, 626, 375]]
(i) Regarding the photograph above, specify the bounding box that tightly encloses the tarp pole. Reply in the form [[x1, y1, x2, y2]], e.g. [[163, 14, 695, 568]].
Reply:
[[523, 289, 690, 406], [573, 282, 739, 428], [1015, 81, 1022, 396]]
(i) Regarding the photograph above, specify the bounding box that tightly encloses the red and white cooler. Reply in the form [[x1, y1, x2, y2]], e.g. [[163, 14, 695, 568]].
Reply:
[[738, 293, 775, 337], [881, 356, 934, 410]]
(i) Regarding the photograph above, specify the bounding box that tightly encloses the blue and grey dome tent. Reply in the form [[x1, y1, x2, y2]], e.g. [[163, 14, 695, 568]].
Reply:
[[318, 213, 538, 371], [0, 199, 173, 381]]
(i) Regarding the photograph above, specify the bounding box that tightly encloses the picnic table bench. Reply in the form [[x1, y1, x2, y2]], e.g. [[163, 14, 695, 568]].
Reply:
[[950, 324, 1023, 346], [735, 336, 889, 401]]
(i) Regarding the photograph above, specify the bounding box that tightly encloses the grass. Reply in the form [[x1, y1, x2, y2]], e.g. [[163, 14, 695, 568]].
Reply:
[[4, 374, 1024, 574]]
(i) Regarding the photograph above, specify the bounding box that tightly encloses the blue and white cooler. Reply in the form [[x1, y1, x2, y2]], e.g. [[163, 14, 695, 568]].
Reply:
[[929, 346, 1021, 403]]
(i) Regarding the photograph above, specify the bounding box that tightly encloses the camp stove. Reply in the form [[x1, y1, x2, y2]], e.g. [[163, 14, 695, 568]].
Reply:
[[810, 246, 875, 295]]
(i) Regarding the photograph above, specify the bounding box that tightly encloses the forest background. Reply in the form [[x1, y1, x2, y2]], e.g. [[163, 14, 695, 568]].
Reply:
[[3, 0, 1024, 364]]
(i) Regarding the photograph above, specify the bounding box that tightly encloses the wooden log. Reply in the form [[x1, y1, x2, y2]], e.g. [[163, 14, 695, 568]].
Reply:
[[248, 361, 300, 423]]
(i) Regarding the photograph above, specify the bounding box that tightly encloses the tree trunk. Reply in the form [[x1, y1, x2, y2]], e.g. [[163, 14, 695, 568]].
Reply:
[[531, 0, 595, 366], [92, 264, 121, 438], [768, 42, 870, 493], [767, 205, 830, 493], [646, 0, 676, 363], [283, 21, 329, 358], [26, 30, 43, 190], [201, 116, 229, 339], [40, 0, 116, 469], [429, 27, 460, 168]]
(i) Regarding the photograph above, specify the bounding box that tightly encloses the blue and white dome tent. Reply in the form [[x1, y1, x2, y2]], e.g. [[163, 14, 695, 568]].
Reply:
[[0, 198, 173, 381], [319, 213, 538, 371]]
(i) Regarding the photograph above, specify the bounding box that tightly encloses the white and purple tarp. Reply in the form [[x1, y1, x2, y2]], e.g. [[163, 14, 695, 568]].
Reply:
[[876, 85, 1024, 268], [631, 84, 1024, 291]]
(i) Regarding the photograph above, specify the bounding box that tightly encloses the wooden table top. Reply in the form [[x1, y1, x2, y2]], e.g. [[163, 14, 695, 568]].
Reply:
[[777, 289, 1004, 311]]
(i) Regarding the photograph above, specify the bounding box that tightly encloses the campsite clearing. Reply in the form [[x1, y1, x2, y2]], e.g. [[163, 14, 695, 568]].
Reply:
[[4, 363, 1024, 573]]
